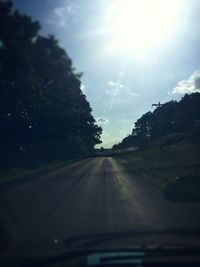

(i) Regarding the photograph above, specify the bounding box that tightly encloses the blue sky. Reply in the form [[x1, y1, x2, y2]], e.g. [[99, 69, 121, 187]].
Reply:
[[13, 0, 200, 147]]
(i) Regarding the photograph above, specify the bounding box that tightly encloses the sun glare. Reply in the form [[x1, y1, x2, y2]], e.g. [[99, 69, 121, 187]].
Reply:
[[106, 0, 181, 54]]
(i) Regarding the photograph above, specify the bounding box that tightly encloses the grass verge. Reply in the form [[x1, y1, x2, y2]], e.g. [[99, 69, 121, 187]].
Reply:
[[114, 141, 200, 201], [0, 158, 81, 183]]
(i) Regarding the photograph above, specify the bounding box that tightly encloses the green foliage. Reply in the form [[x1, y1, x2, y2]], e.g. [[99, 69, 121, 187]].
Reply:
[[113, 93, 200, 150], [161, 133, 185, 146], [115, 141, 200, 192], [0, 1, 102, 165]]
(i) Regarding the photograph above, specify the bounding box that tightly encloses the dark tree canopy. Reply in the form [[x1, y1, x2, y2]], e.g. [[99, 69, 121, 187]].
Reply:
[[0, 1, 102, 165], [113, 93, 200, 150]]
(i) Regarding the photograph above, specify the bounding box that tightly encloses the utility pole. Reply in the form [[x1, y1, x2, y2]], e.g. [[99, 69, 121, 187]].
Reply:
[[152, 102, 162, 108], [151, 102, 163, 151]]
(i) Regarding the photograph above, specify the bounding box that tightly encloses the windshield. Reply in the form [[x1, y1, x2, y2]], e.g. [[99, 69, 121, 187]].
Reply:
[[0, 0, 200, 265]]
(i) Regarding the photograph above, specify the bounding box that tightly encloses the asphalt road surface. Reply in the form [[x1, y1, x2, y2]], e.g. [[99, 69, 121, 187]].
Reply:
[[1, 157, 200, 258]]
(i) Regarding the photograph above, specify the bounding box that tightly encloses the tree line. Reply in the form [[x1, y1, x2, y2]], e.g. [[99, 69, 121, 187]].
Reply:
[[113, 93, 200, 150], [0, 1, 102, 166]]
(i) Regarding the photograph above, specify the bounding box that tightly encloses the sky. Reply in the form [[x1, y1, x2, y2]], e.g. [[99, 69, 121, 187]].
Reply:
[[13, 0, 200, 148]]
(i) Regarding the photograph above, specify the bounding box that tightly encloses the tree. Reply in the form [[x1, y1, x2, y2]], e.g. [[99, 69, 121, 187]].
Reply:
[[0, 1, 102, 164], [113, 92, 200, 150], [135, 111, 152, 144]]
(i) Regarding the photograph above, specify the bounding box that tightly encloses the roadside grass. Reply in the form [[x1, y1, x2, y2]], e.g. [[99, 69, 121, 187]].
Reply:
[[0, 158, 80, 182], [114, 141, 200, 201]]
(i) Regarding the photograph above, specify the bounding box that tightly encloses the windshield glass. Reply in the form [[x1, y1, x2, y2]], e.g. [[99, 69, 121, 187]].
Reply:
[[0, 0, 200, 264]]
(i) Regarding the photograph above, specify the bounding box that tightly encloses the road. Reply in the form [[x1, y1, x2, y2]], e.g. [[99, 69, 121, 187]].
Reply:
[[1, 157, 200, 258]]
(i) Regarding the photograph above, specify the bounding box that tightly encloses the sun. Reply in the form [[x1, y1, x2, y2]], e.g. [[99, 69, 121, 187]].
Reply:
[[106, 0, 181, 54]]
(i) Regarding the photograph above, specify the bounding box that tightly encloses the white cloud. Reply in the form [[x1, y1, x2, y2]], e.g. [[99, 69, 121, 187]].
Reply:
[[107, 80, 139, 97], [80, 84, 86, 92], [54, 7, 65, 17], [106, 81, 125, 96], [172, 71, 200, 94], [96, 117, 110, 124], [130, 92, 139, 97], [47, 4, 77, 27], [108, 81, 124, 88]]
